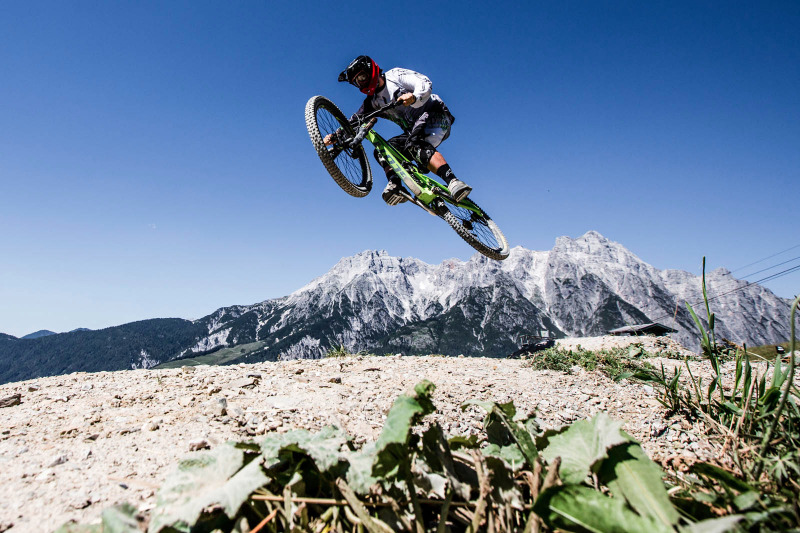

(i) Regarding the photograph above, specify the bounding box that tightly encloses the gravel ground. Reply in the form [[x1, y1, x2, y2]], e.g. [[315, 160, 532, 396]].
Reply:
[[0, 335, 791, 532], [555, 335, 695, 356]]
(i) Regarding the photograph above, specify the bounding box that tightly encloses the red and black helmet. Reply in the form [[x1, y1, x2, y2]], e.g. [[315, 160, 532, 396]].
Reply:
[[338, 55, 382, 95]]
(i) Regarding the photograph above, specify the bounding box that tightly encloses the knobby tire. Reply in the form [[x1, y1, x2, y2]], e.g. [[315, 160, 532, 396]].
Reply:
[[438, 199, 509, 260], [305, 96, 372, 197]]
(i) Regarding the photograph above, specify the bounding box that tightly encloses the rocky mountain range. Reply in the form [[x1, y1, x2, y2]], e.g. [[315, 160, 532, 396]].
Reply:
[[0, 231, 793, 384]]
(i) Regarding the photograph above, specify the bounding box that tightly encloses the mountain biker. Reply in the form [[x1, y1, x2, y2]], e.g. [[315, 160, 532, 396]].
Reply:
[[329, 55, 471, 206]]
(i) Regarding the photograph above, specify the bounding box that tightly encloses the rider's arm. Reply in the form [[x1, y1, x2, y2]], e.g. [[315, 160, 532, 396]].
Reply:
[[392, 68, 432, 108]]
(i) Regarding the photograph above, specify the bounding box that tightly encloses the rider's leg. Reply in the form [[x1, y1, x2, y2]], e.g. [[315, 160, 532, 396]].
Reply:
[[433, 157, 472, 202], [407, 121, 472, 202], [377, 136, 410, 205], [427, 152, 447, 173], [377, 135, 412, 178], [427, 151, 458, 185], [373, 148, 393, 178]]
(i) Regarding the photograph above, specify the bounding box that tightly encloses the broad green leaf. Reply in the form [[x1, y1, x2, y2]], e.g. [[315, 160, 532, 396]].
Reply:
[[679, 515, 743, 533], [486, 408, 515, 445], [522, 414, 541, 438], [484, 456, 526, 511], [260, 425, 349, 474], [689, 491, 717, 504], [413, 469, 448, 499], [148, 443, 269, 533], [448, 434, 480, 450], [373, 380, 436, 478], [599, 441, 680, 527], [540, 413, 630, 485], [420, 424, 471, 500], [466, 400, 518, 445], [533, 485, 673, 533], [482, 443, 526, 472], [462, 399, 538, 468], [102, 503, 141, 533], [344, 442, 381, 495], [742, 507, 790, 527], [732, 491, 759, 511]]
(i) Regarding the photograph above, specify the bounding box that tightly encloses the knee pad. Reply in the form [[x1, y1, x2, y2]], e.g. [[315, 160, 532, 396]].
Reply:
[[406, 140, 436, 168]]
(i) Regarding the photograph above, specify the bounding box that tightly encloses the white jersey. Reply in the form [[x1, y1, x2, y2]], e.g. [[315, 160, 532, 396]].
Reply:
[[352, 68, 450, 133]]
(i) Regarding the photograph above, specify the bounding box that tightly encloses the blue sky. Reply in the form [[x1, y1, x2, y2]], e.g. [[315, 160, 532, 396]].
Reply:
[[1, 1, 798, 337]]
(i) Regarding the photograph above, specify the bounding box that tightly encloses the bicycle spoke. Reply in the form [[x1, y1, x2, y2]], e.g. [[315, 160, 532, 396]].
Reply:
[[306, 96, 372, 198], [448, 204, 503, 251], [315, 106, 366, 187]]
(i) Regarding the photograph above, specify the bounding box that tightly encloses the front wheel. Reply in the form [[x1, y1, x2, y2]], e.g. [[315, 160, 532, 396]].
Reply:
[[305, 96, 372, 197], [437, 199, 510, 260]]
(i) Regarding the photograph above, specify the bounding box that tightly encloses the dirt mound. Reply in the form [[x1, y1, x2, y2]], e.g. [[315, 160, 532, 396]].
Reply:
[[1, 340, 715, 531]]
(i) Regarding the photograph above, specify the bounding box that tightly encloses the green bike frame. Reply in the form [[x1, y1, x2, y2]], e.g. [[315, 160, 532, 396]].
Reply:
[[365, 129, 483, 217]]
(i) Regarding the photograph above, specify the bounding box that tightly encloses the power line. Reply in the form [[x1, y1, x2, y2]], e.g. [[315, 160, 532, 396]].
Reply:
[[730, 243, 800, 274], [647, 263, 800, 326], [675, 254, 800, 309], [739, 255, 800, 281], [705, 264, 800, 305], [608, 247, 800, 333]]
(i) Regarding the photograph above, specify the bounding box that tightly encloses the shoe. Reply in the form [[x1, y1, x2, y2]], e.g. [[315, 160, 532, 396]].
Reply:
[[382, 178, 408, 206], [447, 179, 472, 203]]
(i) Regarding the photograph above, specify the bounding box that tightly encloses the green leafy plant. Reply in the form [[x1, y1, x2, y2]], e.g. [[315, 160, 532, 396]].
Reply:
[[59, 379, 745, 533]]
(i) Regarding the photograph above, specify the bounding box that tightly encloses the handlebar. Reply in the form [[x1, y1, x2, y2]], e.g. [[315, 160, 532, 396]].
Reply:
[[359, 100, 402, 123], [346, 100, 402, 147]]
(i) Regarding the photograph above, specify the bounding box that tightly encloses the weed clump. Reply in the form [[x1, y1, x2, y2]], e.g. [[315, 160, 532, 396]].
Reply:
[[634, 259, 800, 531], [525, 345, 655, 380]]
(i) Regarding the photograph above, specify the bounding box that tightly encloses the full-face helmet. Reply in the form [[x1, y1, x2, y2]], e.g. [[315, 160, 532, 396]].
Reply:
[[338, 55, 382, 95]]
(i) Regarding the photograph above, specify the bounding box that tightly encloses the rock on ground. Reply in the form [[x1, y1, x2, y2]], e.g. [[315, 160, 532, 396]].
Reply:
[[556, 334, 695, 356]]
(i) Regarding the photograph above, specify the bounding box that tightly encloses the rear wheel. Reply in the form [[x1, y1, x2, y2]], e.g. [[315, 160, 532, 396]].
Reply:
[[438, 199, 509, 260], [305, 96, 372, 197]]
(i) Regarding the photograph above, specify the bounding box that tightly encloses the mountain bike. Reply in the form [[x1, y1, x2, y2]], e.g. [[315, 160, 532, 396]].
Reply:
[[305, 96, 510, 261]]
